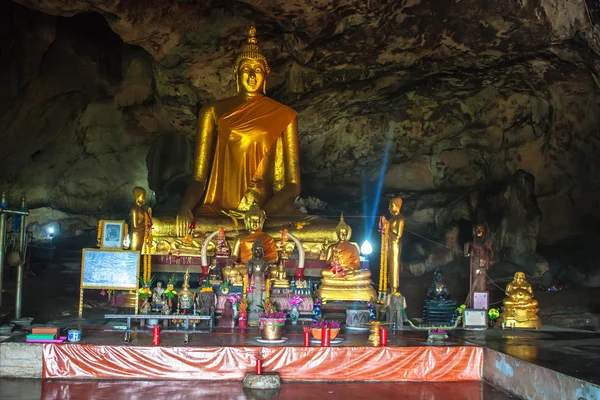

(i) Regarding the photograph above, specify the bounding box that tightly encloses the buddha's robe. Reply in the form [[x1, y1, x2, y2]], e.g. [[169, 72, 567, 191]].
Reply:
[[327, 241, 361, 271], [198, 95, 298, 215], [239, 232, 278, 264]]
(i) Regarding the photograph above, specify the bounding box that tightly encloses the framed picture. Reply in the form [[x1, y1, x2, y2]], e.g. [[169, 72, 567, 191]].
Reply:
[[463, 309, 488, 330], [98, 220, 127, 249], [473, 291, 489, 310]]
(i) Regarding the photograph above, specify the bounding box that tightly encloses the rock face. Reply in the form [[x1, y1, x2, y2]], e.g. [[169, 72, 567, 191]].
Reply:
[[1, 0, 600, 253]]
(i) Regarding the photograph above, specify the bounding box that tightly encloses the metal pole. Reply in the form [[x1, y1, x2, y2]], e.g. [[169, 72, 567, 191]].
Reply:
[[0, 190, 7, 308], [15, 194, 28, 319]]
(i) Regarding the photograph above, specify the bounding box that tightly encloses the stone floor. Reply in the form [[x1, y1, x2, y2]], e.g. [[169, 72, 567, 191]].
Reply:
[[455, 327, 600, 385], [0, 379, 513, 399]]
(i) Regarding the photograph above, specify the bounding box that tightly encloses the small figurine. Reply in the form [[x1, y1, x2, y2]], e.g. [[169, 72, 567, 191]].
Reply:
[[178, 270, 195, 314], [272, 260, 290, 289], [386, 292, 407, 330], [497, 272, 541, 329]]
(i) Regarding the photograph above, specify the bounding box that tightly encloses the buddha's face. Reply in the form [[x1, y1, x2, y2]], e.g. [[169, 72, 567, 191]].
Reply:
[[388, 200, 401, 215], [247, 215, 263, 231], [135, 192, 146, 207], [474, 225, 484, 237], [337, 228, 349, 241], [253, 245, 264, 258], [237, 59, 266, 94], [156, 282, 162, 289], [515, 272, 525, 282]]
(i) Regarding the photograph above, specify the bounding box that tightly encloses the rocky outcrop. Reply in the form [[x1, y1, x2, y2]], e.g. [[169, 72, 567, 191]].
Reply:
[[0, 0, 599, 251]]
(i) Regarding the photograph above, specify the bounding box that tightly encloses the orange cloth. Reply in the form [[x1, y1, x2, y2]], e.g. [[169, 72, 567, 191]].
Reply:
[[328, 241, 361, 270], [199, 95, 297, 214], [239, 231, 278, 264], [43, 344, 482, 381]]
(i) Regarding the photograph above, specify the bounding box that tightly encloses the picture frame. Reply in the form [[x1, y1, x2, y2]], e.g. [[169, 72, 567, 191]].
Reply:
[[463, 309, 488, 330], [473, 291, 489, 310], [98, 220, 127, 249]]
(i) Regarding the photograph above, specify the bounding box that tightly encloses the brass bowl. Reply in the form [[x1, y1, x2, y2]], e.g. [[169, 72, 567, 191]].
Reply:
[[260, 322, 284, 340]]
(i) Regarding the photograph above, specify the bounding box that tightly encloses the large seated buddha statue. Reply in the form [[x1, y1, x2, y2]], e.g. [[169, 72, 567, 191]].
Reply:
[[317, 214, 377, 302], [151, 24, 336, 255], [496, 272, 541, 329]]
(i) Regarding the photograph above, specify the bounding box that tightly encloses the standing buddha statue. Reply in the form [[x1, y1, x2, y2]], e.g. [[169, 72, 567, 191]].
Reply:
[[464, 223, 494, 307], [246, 240, 270, 325], [387, 198, 405, 294], [130, 187, 152, 252], [317, 214, 376, 302], [497, 272, 541, 329]]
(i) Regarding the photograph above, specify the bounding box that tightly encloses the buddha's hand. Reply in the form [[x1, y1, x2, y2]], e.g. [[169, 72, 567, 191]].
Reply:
[[176, 209, 193, 237]]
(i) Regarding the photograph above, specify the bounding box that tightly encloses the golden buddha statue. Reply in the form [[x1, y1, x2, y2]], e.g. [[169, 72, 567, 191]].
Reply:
[[149, 25, 337, 254], [231, 203, 278, 264], [317, 214, 377, 302], [272, 261, 290, 289], [129, 187, 151, 252], [387, 198, 405, 294], [497, 272, 541, 329]]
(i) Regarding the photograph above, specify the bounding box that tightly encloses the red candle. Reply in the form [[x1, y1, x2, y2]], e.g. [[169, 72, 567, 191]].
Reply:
[[256, 358, 263, 375], [380, 327, 388, 346], [321, 327, 330, 347], [152, 324, 160, 346]]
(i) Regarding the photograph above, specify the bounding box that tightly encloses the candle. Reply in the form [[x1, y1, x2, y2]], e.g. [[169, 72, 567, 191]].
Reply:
[[303, 327, 310, 346], [380, 327, 388, 346], [152, 324, 160, 346], [256, 358, 263, 375], [321, 327, 330, 347]]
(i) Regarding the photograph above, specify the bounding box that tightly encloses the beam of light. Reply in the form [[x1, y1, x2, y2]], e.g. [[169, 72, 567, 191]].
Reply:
[[47, 227, 54, 234], [360, 240, 373, 255], [364, 132, 393, 240]]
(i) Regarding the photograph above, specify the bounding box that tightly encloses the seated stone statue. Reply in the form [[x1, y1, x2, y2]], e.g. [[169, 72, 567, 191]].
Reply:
[[317, 214, 376, 302], [152, 281, 166, 304], [231, 203, 278, 264], [497, 272, 541, 329], [148, 25, 337, 254], [422, 266, 457, 324]]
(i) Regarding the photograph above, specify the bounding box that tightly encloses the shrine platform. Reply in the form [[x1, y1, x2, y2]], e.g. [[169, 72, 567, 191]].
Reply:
[[2, 323, 600, 399]]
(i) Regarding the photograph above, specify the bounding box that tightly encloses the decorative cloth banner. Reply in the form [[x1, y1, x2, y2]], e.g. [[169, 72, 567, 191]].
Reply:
[[43, 344, 482, 381]]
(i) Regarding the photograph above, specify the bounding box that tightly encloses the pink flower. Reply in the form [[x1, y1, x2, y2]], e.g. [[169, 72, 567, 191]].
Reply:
[[288, 295, 303, 307]]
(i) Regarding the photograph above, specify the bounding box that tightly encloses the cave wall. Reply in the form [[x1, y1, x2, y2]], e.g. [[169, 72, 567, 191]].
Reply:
[[1, 0, 600, 247]]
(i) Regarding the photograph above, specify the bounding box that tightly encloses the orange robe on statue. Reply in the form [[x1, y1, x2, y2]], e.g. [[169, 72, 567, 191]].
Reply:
[[328, 241, 361, 271], [197, 95, 297, 215], [239, 232, 278, 264]]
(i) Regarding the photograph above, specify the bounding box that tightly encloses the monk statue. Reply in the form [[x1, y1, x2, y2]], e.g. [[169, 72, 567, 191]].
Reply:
[[387, 197, 405, 294], [130, 187, 152, 252], [497, 272, 541, 329], [464, 223, 494, 307], [231, 203, 278, 264], [150, 25, 337, 254], [317, 214, 377, 302]]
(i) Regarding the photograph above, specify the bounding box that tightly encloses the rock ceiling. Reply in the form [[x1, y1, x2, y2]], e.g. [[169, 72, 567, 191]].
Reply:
[[1, 0, 600, 244]]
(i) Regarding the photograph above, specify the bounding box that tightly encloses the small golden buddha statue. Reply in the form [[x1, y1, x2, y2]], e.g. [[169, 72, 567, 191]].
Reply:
[[272, 261, 290, 289], [497, 272, 541, 329], [221, 262, 245, 287], [317, 214, 377, 302], [149, 24, 338, 254], [231, 203, 278, 264], [129, 187, 151, 251]]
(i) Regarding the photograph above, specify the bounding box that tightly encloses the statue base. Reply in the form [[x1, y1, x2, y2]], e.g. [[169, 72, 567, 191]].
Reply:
[[498, 317, 541, 330], [317, 285, 377, 302]]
